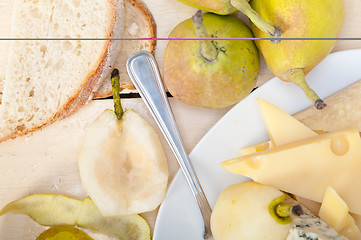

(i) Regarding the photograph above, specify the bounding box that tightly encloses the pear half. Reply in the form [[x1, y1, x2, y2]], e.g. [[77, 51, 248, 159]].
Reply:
[[78, 108, 169, 216]]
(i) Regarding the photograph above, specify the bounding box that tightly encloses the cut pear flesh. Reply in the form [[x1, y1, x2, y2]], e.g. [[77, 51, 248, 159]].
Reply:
[[222, 127, 361, 216], [78, 109, 168, 216], [0, 194, 151, 240]]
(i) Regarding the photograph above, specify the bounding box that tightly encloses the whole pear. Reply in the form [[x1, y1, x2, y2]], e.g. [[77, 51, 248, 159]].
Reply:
[[177, 0, 236, 15], [177, 0, 281, 37], [163, 11, 260, 108], [250, 0, 345, 109]]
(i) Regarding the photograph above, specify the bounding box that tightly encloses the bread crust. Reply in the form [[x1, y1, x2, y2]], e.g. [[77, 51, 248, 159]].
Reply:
[[60, 0, 125, 117], [93, 0, 157, 99], [130, 0, 157, 53], [0, 0, 125, 142], [131, 0, 157, 49]]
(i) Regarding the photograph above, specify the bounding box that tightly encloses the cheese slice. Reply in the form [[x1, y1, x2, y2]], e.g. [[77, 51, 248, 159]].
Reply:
[[221, 127, 361, 215], [238, 141, 272, 155], [239, 99, 317, 154], [319, 186, 361, 240], [351, 214, 361, 235], [339, 216, 361, 240], [256, 99, 317, 146], [319, 186, 350, 232]]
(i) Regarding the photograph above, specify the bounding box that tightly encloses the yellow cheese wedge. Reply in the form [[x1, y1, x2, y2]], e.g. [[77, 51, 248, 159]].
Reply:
[[319, 186, 361, 240], [221, 127, 361, 215], [351, 214, 361, 233], [339, 215, 361, 240], [319, 186, 350, 231], [256, 98, 317, 146], [238, 141, 273, 155], [239, 99, 317, 154]]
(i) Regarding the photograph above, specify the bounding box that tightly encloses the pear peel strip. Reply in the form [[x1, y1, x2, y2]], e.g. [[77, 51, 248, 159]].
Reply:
[[0, 194, 151, 240]]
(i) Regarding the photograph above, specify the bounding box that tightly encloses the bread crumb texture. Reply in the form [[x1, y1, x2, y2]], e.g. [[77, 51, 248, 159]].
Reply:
[[94, 0, 156, 98], [0, 0, 119, 140]]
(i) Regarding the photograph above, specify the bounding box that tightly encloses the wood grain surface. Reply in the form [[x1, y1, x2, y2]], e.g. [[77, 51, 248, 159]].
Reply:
[[0, 98, 231, 239], [0, 0, 360, 239]]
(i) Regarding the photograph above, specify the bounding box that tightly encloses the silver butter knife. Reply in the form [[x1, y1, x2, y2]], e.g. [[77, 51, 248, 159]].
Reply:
[[126, 51, 212, 239]]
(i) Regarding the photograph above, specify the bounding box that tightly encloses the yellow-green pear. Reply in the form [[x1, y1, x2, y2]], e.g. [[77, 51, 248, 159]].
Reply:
[[37, 226, 94, 240], [250, 0, 345, 109], [177, 0, 281, 37], [163, 11, 260, 108]]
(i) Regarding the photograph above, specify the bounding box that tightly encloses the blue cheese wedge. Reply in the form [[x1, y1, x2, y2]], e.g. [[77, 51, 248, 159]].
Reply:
[[287, 206, 347, 240]]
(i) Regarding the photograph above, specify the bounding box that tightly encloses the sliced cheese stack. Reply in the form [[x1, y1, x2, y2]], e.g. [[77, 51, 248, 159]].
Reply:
[[231, 99, 361, 239], [221, 99, 361, 216]]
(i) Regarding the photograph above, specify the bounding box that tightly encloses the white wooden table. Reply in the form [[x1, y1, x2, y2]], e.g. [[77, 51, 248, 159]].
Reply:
[[0, 0, 360, 239]]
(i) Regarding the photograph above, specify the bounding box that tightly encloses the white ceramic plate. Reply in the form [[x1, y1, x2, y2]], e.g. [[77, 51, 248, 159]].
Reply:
[[153, 49, 361, 240]]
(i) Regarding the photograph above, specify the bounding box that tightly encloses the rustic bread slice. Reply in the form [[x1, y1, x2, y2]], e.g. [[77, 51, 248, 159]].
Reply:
[[0, 0, 155, 101], [0, 0, 124, 142], [93, 0, 156, 98]]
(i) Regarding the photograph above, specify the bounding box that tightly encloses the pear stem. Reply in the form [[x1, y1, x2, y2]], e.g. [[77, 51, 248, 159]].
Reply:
[[276, 203, 294, 218], [276, 204, 303, 218], [111, 68, 123, 120], [192, 10, 218, 62], [230, 0, 282, 38], [287, 68, 326, 110], [269, 195, 292, 224]]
